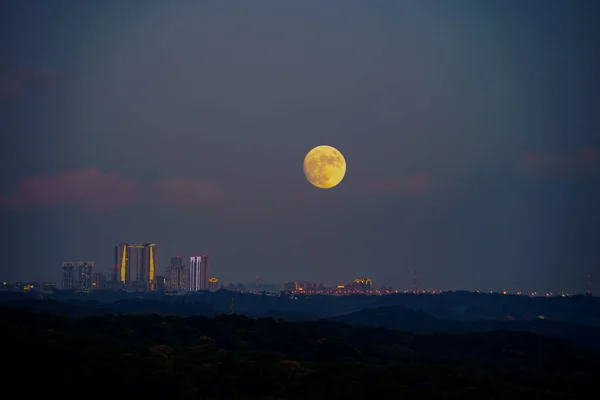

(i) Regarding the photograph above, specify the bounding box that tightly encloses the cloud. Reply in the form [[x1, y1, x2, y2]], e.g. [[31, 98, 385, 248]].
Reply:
[[154, 178, 225, 207], [363, 172, 431, 195], [0, 168, 139, 211], [517, 148, 598, 179], [0, 66, 61, 102]]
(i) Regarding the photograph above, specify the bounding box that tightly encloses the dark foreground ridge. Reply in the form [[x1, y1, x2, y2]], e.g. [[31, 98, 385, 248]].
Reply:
[[2, 307, 598, 399], [331, 305, 600, 353]]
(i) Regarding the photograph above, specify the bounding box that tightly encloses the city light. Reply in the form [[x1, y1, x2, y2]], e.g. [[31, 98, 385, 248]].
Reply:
[[0, 242, 590, 298]]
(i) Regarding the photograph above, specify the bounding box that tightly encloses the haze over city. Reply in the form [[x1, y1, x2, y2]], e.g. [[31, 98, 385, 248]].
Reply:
[[1, 0, 599, 294]]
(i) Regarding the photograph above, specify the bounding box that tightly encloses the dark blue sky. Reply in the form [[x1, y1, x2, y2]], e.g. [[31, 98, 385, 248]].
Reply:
[[1, 0, 599, 293]]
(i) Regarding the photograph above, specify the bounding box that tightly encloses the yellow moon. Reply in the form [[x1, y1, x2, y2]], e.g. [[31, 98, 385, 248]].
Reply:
[[303, 145, 346, 189]]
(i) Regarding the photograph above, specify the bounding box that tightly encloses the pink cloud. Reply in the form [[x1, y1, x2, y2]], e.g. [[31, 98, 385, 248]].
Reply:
[[0, 66, 61, 101], [363, 172, 431, 195], [517, 148, 598, 179], [154, 178, 225, 207], [0, 168, 139, 211]]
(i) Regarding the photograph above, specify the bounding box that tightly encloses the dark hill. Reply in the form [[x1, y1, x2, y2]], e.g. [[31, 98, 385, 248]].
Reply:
[[331, 305, 600, 353], [0, 297, 216, 317], [2, 306, 598, 399]]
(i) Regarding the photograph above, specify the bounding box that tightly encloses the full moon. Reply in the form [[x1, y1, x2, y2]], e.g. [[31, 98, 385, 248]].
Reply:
[[303, 145, 347, 189]]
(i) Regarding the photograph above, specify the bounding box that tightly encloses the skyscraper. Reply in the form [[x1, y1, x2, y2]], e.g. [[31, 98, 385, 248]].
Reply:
[[189, 256, 201, 291], [114, 243, 157, 290], [61, 262, 75, 290], [92, 272, 106, 290], [200, 254, 209, 290], [114, 243, 131, 285], [189, 254, 209, 291], [137, 243, 157, 290], [77, 261, 94, 290], [167, 256, 188, 291]]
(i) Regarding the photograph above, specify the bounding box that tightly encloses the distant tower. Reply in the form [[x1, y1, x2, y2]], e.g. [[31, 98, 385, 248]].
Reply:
[[92, 272, 106, 290], [229, 297, 235, 315], [200, 254, 209, 290], [113, 243, 156, 290], [189, 254, 209, 291], [587, 273, 593, 296], [61, 262, 75, 290], [138, 243, 157, 290], [413, 270, 419, 294], [114, 243, 131, 285], [167, 256, 188, 291], [255, 276, 260, 291], [189, 256, 202, 291], [77, 261, 94, 290]]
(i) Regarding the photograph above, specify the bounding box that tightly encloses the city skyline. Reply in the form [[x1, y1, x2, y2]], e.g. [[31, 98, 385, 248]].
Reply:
[[4, 270, 593, 299], [11, 235, 597, 295], [12, 240, 596, 296], [3, 236, 594, 295]]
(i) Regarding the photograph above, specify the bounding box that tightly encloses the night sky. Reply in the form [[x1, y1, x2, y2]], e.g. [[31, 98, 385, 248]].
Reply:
[[1, 0, 599, 293]]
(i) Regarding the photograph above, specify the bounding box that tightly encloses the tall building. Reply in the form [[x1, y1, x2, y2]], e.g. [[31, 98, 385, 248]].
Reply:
[[92, 273, 106, 290], [61, 262, 75, 290], [189, 256, 201, 291], [77, 261, 94, 290], [200, 254, 209, 289], [114, 243, 157, 290], [167, 256, 188, 291], [189, 254, 209, 291], [114, 243, 132, 285], [137, 243, 157, 290]]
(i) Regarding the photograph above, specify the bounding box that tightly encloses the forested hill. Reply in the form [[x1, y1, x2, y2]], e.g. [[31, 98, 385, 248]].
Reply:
[[2, 307, 598, 399], [331, 305, 600, 353]]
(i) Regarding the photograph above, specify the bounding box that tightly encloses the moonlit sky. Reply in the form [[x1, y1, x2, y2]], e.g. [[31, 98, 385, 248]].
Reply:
[[1, 0, 599, 293]]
